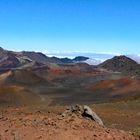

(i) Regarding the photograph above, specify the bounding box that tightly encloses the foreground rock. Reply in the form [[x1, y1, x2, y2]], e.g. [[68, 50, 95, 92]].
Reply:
[[61, 105, 103, 125]]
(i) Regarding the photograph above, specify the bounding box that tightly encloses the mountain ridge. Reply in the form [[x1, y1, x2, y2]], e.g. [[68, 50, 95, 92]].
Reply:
[[0, 47, 90, 70], [99, 55, 140, 75], [1, 47, 140, 77]]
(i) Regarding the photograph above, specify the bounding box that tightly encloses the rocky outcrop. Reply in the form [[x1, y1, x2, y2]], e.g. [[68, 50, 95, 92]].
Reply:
[[61, 104, 103, 125]]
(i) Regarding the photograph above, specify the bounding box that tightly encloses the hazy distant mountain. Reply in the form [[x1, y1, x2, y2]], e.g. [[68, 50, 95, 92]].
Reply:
[[46, 52, 117, 59], [46, 52, 115, 65], [73, 56, 89, 62], [73, 56, 104, 65]]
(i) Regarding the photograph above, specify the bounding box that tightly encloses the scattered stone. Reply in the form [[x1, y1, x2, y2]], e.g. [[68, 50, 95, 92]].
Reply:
[[14, 131, 22, 140], [4, 129, 8, 133], [36, 135, 42, 139]]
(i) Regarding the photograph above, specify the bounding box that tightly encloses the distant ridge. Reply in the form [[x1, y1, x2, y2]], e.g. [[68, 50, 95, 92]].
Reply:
[[0, 47, 90, 72], [99, 55, 140, 75], [1, 47, 140, 76]]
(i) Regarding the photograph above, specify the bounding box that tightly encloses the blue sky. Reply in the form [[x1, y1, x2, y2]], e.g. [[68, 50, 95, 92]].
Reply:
[[0, 0, 140, 55]]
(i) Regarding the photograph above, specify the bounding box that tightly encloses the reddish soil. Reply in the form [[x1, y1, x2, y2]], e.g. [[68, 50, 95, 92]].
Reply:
[[47, 64, 106, 78], [92, 101, 140, 131], [88, 77, 140, 96], [0, 107, 139, 140]]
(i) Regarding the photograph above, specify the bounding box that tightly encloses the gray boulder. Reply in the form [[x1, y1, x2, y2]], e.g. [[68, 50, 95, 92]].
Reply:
[[61, 104, 103, 126], [83, 105, 103, 126]]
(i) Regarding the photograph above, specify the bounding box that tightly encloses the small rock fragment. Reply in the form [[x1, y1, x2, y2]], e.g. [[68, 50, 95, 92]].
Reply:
[[14, 131, 22, 140]]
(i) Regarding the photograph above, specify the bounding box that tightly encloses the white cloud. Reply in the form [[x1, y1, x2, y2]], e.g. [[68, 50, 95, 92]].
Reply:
[[95, 52, 121, 56], [44, 50, 121, 56]]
